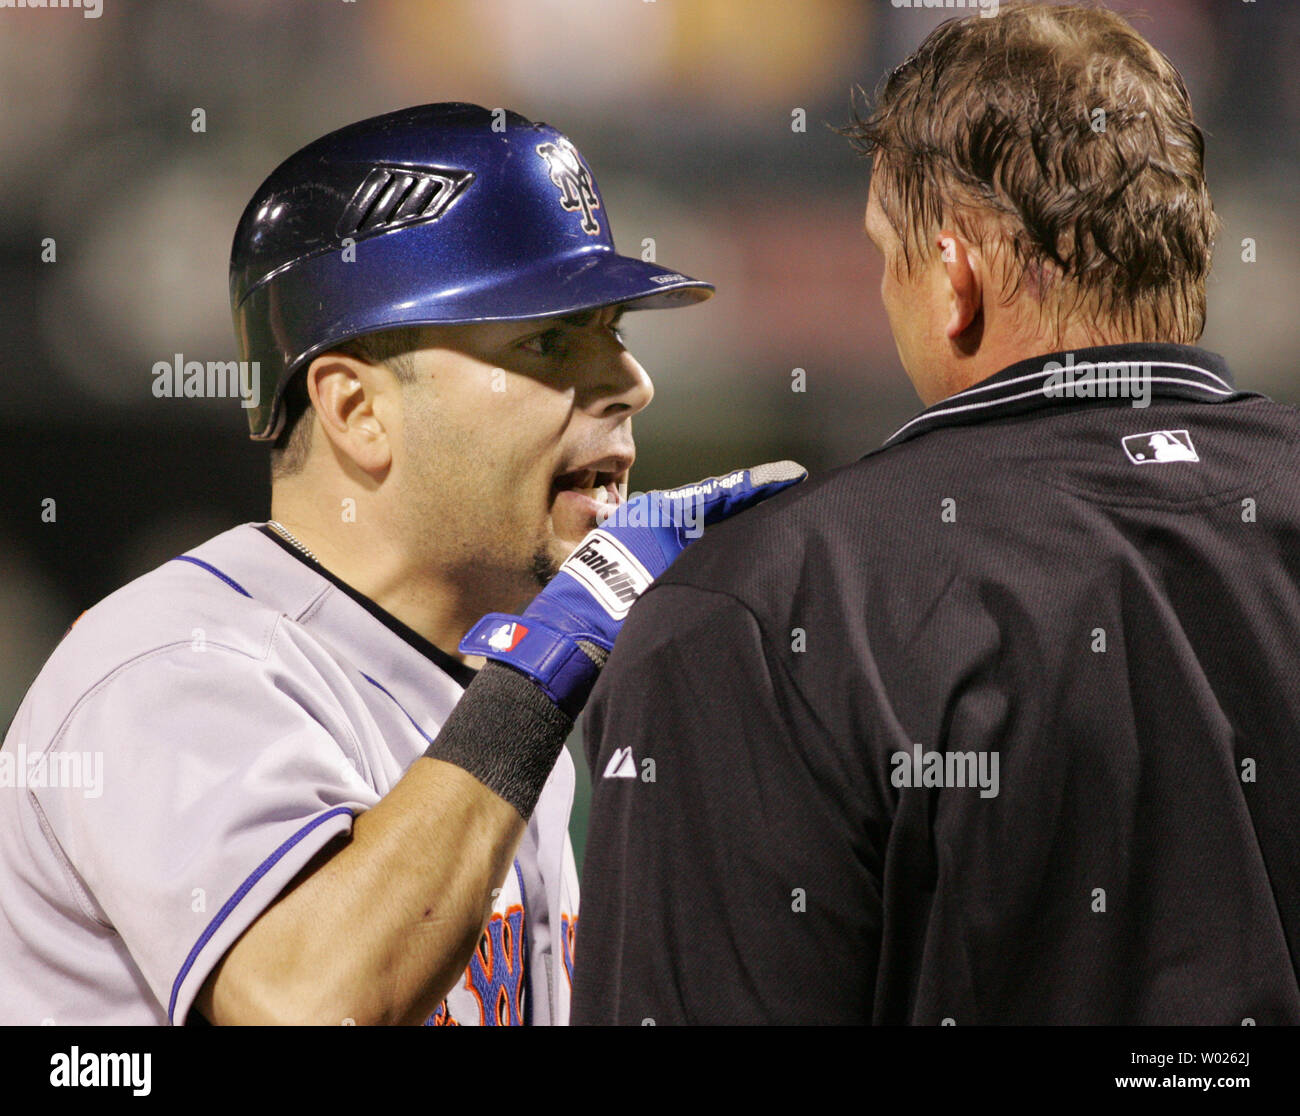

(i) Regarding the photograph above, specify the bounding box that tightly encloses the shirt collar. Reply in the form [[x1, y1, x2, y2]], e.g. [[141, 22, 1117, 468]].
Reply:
[[883, 342, 1247, 449], [255, 524, 479, 689]]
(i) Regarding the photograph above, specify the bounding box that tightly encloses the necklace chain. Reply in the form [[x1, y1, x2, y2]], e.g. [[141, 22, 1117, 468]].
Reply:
[[268, 520, 320, 564]]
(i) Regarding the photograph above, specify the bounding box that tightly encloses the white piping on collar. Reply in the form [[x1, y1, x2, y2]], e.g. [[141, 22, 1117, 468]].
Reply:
[[885, 360, 1233, 446]]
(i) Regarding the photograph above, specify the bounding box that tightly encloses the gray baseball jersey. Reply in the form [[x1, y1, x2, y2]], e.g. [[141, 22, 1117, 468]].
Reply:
[[0, 523, 580, 1026]]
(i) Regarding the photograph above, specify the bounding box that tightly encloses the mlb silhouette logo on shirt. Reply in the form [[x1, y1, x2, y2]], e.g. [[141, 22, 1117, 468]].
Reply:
[[1122, 429, 1200, 465]]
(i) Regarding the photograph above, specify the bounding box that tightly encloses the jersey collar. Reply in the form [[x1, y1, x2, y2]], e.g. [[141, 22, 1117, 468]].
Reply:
[[882, 342, 1250, 450], [257, 524, 478, 689]]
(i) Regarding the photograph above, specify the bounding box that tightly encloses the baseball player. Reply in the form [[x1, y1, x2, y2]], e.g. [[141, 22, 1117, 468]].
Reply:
[[573, 5, 1300, 1024], [0, 103, 803, 1026]]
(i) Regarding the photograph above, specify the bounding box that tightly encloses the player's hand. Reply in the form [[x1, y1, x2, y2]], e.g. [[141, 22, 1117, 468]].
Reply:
[[459, 461, 806, 713]]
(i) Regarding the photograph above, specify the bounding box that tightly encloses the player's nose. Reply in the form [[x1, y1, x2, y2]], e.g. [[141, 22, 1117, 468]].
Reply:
[[581, 346, 654, 419]]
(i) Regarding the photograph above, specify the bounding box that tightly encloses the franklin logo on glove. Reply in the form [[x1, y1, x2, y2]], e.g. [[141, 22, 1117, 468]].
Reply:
[[566, 535, 652, 619]]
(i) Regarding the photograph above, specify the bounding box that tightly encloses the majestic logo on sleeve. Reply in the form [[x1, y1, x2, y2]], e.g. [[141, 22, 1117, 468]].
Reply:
[[562, 531, 653, 619], [602, 746, 637, 779], [536, 138, 602, 235]]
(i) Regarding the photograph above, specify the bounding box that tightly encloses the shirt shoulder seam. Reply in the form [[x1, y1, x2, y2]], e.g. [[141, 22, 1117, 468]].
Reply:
[[38, 630, 282, 764]]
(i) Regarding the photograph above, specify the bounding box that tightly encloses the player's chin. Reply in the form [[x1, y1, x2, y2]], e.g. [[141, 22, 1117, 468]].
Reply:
[[520, 512, 584, 588]]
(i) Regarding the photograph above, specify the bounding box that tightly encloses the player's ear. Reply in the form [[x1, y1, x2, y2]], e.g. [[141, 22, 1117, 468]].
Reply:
[[304, 353, 394, 477], [937, 229, 983, 346]]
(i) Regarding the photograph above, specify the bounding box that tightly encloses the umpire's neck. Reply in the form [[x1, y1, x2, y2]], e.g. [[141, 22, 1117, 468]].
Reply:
[[865, 183, 1178, 406]]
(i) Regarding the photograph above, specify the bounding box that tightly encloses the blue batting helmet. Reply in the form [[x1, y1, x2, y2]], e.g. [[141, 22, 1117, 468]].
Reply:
[[230, 102, 713, 441]]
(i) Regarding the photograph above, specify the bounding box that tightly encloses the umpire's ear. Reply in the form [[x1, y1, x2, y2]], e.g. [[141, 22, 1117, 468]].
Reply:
[[303, 352, 396, 479], [938, 229, 983, 347]]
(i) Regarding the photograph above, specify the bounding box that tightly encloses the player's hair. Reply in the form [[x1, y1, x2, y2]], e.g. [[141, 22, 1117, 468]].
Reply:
[[271, 327, 429, 481], [842, 2, 1218, 344]]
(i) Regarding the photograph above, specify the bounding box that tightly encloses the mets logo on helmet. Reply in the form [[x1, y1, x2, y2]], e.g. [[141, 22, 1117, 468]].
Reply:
[[536, 138, 602, 235]]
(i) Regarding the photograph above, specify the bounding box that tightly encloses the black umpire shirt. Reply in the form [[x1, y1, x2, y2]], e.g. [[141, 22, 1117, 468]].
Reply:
[[572, 342, 1300, 1025]]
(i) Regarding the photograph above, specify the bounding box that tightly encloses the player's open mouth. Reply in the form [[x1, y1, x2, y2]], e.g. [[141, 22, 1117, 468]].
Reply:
[[550, 468, 623, 509]]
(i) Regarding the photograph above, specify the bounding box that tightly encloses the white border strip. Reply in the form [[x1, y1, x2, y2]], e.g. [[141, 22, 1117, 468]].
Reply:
[[886, 361, 1234, 445]]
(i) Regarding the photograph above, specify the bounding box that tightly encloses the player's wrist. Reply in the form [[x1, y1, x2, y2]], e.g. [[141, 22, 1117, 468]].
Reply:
[[423, 661, 575, 818]]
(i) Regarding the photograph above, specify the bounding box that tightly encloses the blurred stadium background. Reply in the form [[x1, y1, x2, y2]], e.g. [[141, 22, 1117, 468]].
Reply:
[[2, 0, 1296, 865]]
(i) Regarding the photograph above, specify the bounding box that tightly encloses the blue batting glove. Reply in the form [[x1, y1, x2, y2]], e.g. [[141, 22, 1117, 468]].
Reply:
[[460, 461, 807, 714]]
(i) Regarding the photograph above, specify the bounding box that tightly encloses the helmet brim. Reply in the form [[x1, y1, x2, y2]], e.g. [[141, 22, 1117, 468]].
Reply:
[[367, 247, 714, 324]]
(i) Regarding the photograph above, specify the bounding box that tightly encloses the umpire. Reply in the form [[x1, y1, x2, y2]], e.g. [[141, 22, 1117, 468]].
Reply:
[[572, 4, 1300, 1024]]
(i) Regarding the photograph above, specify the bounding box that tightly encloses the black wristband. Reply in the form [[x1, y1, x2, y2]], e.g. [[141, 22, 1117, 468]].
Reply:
[[424, 661, 574, 818]]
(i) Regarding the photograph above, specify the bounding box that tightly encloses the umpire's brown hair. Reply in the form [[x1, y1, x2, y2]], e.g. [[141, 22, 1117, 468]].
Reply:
[[843, 2, 1217, 345]]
